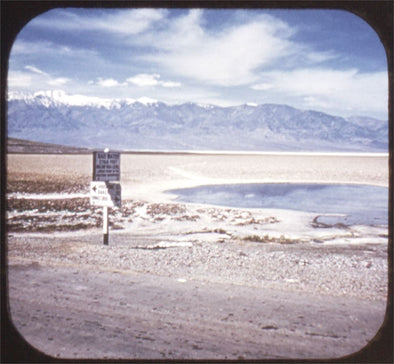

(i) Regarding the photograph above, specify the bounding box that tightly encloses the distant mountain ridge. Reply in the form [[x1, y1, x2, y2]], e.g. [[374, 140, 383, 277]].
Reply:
[[7, 91, 388, 152]]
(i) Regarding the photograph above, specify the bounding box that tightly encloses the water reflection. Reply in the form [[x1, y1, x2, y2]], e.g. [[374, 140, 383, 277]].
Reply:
[[167, 183, 388, 226]]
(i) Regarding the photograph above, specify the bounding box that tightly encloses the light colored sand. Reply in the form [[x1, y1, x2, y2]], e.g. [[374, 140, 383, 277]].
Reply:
[[7, 152, 389, 202]]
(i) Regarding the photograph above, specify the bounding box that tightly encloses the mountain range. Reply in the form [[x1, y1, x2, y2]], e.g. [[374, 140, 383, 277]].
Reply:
[[7, 90, 388, 152]]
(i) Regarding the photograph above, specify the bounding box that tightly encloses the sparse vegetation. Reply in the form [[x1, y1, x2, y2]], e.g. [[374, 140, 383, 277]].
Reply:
[[7, 197, 91, 212], [235, 216, 279, 225], [7, 212, 102, 232], [6, 197, 145, 232], [172, 215, 200, 221], [7, 174, 90, 194], [241, 234, 296, 244], [185, 228, 229, 235], [146, 203, 186, 217]]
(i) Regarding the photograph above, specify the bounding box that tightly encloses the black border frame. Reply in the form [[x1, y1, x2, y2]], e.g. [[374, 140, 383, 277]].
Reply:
[[1, 1, 392, 363]]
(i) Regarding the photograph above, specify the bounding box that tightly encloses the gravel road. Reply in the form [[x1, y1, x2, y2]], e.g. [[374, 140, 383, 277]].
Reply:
[[7, 231, 388, 360]]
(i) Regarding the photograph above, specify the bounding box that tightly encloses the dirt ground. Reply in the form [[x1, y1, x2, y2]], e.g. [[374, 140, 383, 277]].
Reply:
[[5, 153, 390, 360]]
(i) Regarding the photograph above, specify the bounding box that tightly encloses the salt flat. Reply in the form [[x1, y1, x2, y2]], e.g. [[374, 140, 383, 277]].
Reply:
[[6, 152, 390, 360], [8, 152, 389, 197], [118, 153, 389, 201]]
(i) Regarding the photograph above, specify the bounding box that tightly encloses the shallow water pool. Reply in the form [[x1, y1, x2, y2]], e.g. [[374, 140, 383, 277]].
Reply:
[[167, 183, 388, 226]]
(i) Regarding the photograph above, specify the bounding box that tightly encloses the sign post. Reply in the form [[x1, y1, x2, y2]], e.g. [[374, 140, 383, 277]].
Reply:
[[103, 206, 109, 245], [91, 149, 121, 245], [93, 151, 120, 181], [90, 181, 121, 208]]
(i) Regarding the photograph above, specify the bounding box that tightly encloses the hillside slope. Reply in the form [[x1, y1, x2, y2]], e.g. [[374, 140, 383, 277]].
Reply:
[[7, 91, 388, 152]]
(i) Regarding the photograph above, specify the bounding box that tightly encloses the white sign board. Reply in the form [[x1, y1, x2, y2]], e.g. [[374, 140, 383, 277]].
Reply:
[[90, 181, 121, 207], [93, 152, 120, 181]]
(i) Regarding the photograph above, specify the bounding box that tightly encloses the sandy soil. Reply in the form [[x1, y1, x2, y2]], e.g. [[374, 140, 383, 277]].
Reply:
[[6, 153, 390, 360]]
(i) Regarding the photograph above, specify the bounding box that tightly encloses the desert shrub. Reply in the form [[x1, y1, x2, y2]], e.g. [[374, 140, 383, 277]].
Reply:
[[7, 174, 90, 194], [242, 234, 295, 244], [7, 198, 91, 212], [172, 214, 200, 221], [146, 203, 186, 217]]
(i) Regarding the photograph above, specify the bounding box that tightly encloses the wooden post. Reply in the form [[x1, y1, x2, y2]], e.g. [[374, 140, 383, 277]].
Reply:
[[103, 205, 109, 245], [92, 149, 121, 246]]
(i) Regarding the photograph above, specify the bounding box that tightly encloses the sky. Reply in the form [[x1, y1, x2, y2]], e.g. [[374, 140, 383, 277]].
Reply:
[[8, 8, 388, 119]]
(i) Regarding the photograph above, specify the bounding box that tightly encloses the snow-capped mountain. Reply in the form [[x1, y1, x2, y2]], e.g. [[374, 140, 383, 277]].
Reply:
[[7, 91, 388, 152], [8, 90, 158, 109]]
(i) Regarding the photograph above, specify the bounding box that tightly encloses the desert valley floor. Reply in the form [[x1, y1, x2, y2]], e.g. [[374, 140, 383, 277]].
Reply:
[[5, 152, 390, 360]]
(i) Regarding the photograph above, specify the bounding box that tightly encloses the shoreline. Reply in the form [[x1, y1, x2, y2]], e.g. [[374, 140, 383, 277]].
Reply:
[[7, 179, 390, 201], [6, 153, 390, 359], [123, 178, 389, 204]]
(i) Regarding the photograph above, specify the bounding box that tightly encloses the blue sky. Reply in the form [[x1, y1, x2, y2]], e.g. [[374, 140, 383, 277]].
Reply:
[[8, 8, 388, 119]]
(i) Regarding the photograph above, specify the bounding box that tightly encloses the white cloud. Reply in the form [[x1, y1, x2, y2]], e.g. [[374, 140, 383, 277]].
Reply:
[[252, 68, 388, 116], [32, 8, 166, 36], [251, 83, 273, 91], [302, 96, 330, 109], [12, 40, 102, 64], [141, 12, 296, 86], [86, 74, 181, 90], [48, 77, 71, 86], [95, 78, 126, 88], [126, 73, 180, 88], [127, 73, 160, 87], [8, 72, 32, 88], [160, 81, 182, 88], [305, 50, 337, 63], [9, 9, 387, 119], [97, 9, 166, 35], [256, 68, 360, 95], [12, 40, 57, 55], [24, 65, 48, 76], [8, 68, 73, 92]]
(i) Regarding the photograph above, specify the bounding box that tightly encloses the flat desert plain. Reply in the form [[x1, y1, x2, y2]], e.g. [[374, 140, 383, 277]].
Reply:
[[6, 153, 390, 360]]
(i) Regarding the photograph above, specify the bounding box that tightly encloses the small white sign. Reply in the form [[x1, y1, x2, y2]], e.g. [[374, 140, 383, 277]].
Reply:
[[93, 151, 120, 181], [90, 181, 121, 207]]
